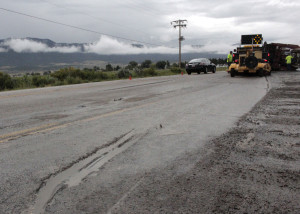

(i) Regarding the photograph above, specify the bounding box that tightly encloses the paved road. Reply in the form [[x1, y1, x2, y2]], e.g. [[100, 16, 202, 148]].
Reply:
[[0, 72, 268, 213]]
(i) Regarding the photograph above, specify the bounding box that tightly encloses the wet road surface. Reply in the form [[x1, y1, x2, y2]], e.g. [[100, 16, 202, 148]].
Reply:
[[0, 72, 271, 213]]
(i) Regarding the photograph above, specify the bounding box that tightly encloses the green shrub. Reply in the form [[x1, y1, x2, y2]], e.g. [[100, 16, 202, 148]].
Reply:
[[0, 72, 14, 90], [118, 69, 131, 79], [51, 68, 70, 81], [170, 67, 183, 74], [156, 61, 167, 69], [141, 60, 152, 68], [133, 68, 143, 77], [32, 75, 56, 87], [143, 67, 157, 76], [65, 76, 83, 85], [134, 67, 157, 77]]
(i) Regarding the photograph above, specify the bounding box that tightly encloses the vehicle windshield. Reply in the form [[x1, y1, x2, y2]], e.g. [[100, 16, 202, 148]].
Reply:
[[189, 58, 208, 63]]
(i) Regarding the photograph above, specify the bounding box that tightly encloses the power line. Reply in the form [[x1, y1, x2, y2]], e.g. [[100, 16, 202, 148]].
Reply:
[[39, 0, 150, 37], [0, 7, 163, 47], [121, 0, 161, 16]]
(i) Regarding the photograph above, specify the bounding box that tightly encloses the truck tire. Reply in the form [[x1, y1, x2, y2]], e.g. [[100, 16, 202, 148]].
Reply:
[[204, 67, 208, 74], [212, 66, 216, 73], [245, 56, 258, 69], [230, 69, 235, 77], [257, 69, 264, 77]]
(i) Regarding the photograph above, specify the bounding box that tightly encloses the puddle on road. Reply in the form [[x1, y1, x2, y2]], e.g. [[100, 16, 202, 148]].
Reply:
[[32, 130, 143, 214]]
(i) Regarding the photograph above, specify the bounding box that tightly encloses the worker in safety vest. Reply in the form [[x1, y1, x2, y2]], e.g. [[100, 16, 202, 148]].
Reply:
[[227, 51, 233, 67], [285, 54, 293, 71]]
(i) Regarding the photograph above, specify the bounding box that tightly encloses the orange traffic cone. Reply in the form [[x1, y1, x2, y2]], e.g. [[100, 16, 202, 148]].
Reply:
[[181, 71, 183, 75], [129, 76, 132, 80]]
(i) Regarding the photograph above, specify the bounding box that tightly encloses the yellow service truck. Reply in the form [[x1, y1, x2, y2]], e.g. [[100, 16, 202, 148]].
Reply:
[[228, 34, 271, 77]]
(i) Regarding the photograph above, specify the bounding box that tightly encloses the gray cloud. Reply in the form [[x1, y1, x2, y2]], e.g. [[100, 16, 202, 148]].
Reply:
[[0, 0, 299, 53], [3, 39, 81, 53], [1, 36, 235, 54]]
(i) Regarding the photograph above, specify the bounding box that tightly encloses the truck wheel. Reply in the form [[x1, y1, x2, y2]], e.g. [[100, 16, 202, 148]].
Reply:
[[258, 69, 264, 77], [187, 71, 191, 75], [204, 67, 208, 74], [230, 69, 235, 77], [197, 71, 200, 74], [212, 67, 216, 73]]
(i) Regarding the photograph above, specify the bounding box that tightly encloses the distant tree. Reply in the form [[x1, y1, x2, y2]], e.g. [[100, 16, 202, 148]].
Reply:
[[156, 61, 167, 69], [114, 65, 121, 71], [219, 58, 226, 64], [83, 67, 92, 71], [141, 60, 152, 68], [209, 58, 218, 65], [93, 66, 100, 71], [209, 58, 226, 65], [43, 71, 51, 75], [179, 62, 185, 68], [166, 60, 170, 68], [0, 72, 14, 90], [105, 63, 113, 71], [129, 61, 138, 68], [117, 69, 131, 79]]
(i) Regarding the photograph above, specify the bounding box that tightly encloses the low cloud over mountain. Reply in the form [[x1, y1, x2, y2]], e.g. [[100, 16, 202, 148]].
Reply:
[[0, 36, 227, 73], [0, 36, 234, 55]]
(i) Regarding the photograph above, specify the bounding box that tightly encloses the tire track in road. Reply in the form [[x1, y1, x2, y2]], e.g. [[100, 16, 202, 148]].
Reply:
[[31, 130, 148, 214]]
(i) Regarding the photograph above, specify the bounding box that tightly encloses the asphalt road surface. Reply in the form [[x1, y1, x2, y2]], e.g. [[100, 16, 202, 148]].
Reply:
[[0, 71, 272, 213]]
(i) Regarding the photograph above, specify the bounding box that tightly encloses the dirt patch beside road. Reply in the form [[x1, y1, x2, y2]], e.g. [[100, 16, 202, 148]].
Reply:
[[113, 72, 300, 214]]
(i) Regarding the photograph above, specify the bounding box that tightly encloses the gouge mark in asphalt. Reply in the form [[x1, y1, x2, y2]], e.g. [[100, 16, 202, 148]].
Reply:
[[32, 130, 143, 214], [0, 101, 158, 143]]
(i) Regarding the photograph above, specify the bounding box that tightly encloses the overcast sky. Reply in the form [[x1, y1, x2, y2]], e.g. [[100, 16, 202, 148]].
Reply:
[[1, 0, 300, 54]]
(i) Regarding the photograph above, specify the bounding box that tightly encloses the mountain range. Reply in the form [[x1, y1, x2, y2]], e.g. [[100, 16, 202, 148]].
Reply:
[[0, 38, 225, 74]]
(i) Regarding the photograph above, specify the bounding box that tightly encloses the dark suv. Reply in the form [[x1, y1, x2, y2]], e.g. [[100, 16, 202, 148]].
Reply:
[[185, 58, 216, 75]]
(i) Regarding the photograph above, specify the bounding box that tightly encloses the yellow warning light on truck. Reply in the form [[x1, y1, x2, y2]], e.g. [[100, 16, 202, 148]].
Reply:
[[241, 34, 262, 45]]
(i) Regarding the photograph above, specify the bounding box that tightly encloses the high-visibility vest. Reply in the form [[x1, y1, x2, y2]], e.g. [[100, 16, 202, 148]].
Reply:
[[227, 54, 233, 62], [286, 55, 293, 64]]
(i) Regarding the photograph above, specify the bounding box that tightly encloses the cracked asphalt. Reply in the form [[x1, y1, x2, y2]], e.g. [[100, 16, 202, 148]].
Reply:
[[0, 71, 299, 213]]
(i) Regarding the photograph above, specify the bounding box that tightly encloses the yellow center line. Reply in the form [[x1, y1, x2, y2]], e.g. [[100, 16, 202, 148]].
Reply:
[[0, 123, 57, 143], [0, 92, 44, 99], [0, 101, 158, 144], [0, 85, 91, 99]]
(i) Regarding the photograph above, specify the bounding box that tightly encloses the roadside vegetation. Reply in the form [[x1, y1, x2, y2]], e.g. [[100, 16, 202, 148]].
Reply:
[[0, 59, 226, 91]]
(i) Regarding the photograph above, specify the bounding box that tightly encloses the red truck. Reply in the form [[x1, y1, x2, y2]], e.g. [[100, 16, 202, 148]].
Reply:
[[265, 43, 300, 71]]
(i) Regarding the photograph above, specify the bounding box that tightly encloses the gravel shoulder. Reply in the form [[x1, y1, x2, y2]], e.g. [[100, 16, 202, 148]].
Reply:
[[109, 72, 300, 213]]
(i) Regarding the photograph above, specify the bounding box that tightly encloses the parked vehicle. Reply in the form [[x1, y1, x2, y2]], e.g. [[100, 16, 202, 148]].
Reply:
[[185, 58, 216, 75]]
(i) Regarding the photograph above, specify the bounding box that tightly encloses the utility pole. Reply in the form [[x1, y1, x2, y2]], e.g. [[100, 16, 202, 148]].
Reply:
[[171, 19, 187, 68]]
